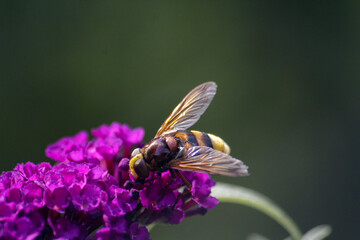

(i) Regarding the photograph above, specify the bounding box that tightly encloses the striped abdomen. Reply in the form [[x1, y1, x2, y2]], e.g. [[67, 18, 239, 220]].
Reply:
[[142, 130, 231, 173], [174, 130, 230, 154]]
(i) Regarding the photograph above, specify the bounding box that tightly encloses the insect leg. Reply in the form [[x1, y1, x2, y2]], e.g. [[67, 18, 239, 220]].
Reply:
[[172, 170, 193, 209], [174, 170, 192, 189], [169, 169, 177, 179]]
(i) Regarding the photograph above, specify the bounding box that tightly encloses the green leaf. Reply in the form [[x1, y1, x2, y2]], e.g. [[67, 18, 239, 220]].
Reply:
[[146, 223, 156, 232], [211, 182, 303, 240], [247, 233, 270, 240], [301, 225, 332, 240]]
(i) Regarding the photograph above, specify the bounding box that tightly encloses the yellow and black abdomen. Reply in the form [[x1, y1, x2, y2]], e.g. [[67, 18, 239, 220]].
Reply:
[[174, 130, 230, 154]]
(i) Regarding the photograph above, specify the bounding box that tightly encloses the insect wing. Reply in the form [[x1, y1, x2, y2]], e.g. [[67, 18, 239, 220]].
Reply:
[[168, 146, 248, 177], [155, 82, 217, 137]]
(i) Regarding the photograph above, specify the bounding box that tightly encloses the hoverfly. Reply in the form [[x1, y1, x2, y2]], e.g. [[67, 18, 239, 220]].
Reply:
[[129, 82, 248, 187]]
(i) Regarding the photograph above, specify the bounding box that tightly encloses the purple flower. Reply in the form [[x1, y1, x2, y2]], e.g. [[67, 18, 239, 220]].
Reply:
[[91, 122, 144, 158], [0, 122, 219, 239], [95, 220, 150, 240], [44, 187, 70, 213], [139, 180, 177, 210], [0, 201, 17, 221], [103, 186, 137, 217], [129, 222, 150, 240], [22, 181, 45, 208], [48, 217, 87, 239], [4, 212, 44, 240], [45, 131, 88, 162], [191, 173, 219, 209], [91, 123, 144, 146]]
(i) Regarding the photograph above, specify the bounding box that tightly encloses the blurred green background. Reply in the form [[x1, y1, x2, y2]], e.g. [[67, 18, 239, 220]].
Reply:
[[1, 1, 359, 239]]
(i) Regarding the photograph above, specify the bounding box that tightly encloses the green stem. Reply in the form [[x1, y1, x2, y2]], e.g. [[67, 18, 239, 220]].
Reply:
[[212, 182, 302, 240], [146, 223, 156, 232]]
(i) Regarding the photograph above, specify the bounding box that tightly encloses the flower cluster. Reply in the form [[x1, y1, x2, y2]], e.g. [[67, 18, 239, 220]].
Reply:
[[0, 122, 218, 239]]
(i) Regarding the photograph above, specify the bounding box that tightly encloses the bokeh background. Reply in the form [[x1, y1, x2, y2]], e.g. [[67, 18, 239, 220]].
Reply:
[[1, 1, 359, 239]]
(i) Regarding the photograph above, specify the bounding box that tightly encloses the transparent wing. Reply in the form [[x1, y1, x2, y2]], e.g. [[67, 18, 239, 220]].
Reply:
[[155, 82, 217, 137], [168, 146, 248, 177]]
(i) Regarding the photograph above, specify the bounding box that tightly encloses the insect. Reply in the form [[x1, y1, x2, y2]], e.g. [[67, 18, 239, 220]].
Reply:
[[129, 82, 248, 186]]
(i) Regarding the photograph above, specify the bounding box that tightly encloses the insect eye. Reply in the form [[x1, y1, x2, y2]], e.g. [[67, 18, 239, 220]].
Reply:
[[131, 148, 141, 158], [134, 158, 149, 178]]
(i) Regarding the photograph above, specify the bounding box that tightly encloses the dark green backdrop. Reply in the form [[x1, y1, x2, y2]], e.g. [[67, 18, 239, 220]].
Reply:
[[1, 1, 359, 239]]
